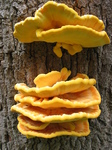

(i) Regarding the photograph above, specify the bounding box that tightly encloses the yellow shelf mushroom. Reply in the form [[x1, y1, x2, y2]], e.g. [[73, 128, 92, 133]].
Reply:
[[14, 86, 101, 108], [34, 1, 104, 31], [34, 67, 71, 87], [11, 103, 101, 123], [13, 1, 110, 57], [11, 68, 101, 138], [14, 71, 96, 98], [14, 78, 96, 98], [36, 25, 110, 57], [18, 115, 49, 130], [14, 1, 105, 42], [17, 119, 90, 138]]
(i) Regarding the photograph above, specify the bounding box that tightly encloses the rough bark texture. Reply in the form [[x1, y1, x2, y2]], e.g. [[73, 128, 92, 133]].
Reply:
[[0, 0, 112, 150]]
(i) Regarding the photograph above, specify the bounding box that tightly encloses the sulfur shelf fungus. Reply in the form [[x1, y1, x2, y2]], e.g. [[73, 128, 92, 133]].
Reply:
[[14, 68, 96, 98], [53, 43, 82, 57], [14, 86, 101, 109], [11, 103, 101, 123], [17, 116, 90, 138], [17, 115, 86, 132], [36, 25, 110, 57], [18, 115, 49, 130], [13, 1, 110, 57], [34, 1, 104, 32], [13, 1, 105, 42], [34, 67, 71, 87], [14, 79, 96, 98], [11, 68, 101, 138]]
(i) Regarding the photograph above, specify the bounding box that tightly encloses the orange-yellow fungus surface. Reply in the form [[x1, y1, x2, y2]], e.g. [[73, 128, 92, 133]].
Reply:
[[34, 71, 61, 88], [17, 119, 90, 138], [18, 115, 49, 130], [11, 103, 101, 123], [14, 1, 105, 43], [35, 1, 104, 31], [11, 68, 102, 138], [13, 1, 110, 57], [14, 77, 96, 98], [15, 86, 101, 108], [36, 25, 110, 47], [34, 67, 71, 87]]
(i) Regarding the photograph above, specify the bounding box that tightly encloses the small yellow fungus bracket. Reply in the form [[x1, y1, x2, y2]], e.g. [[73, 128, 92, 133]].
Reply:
[[14, 86, 101, 108], [11, 103, 101, 123], [18, 115, 49, 130], [14, 77, 96, 98], [34, 67, 71, 87], [17, 119, 90, 138]]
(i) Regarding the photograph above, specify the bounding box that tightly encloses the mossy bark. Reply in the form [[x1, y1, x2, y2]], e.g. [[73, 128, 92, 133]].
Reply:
[[0, 0, 112, 149]]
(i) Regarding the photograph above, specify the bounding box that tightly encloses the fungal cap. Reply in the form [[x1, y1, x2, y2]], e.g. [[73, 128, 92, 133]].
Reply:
[[11, 103, 101, 122], [18, 115, 49, 130], [14, 77, 96, 98], [60, 67, 71, 81], [34, 67, 71, 87], [17, 119, 90, 138], [13, 1, 105, 43], [13, 17, 39, 43], [14, 86, 101, 108], [36, 25, 110, 47], [53, 43, 82, 57], [34, 71, 61, 88]]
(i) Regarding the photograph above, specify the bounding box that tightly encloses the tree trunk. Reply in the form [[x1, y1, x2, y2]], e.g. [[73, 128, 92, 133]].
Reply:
[[0, 0, 112, 149]]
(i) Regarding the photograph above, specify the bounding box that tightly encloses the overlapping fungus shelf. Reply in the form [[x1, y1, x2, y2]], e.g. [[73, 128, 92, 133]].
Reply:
[[13, 1, 110, 57], [11, 103, 101, 123], [14, 72, 96, 98], [14, 86, 101, 109], [11, 68, 101, 138], [11, 1, 110, 139], [17, 115, 90, 138]]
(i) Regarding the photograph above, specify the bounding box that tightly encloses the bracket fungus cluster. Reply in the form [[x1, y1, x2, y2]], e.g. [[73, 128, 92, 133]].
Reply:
[[13, 1, 110, 57], [11, 1, 110, 139], [11, 68, 101, 138]]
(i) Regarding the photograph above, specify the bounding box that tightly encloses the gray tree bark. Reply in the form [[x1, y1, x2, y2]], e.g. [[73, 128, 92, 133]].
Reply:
[[0, 0, 112, 150]]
